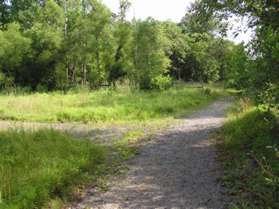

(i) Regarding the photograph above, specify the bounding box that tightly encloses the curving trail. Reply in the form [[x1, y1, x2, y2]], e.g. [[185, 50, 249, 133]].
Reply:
[[73, 99, 232, 209]]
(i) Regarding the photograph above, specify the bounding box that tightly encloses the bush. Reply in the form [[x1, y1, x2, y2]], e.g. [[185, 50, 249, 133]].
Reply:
[[202, 87, 212, 95], [258, 82, 279, 110], [36, 84, 48, 93], [0, 73, 14, 91], [151, 75, 173, 90], [0, 86, 32, 95]]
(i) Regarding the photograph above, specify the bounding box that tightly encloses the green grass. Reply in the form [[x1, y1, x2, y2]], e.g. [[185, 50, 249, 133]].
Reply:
[[0, 84, 227, 209], [0, 128, 154, 209], [0, 130, 108, 209], [218, 99, 279, 209], [0, 84, 224, 124]]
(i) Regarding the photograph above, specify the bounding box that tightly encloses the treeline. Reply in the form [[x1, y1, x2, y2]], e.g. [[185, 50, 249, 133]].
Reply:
[[0, 0, 248, 91], [200, 0, 279, 108]]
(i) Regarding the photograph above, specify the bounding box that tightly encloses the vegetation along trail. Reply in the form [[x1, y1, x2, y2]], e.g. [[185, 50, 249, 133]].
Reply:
[[72, 98, 232, 209]]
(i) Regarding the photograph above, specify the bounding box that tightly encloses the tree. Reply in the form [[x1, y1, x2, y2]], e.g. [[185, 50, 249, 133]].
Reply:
[[224, 43, 249, 88], [201, 0, 279, 106], [0, 0, 10, 28], [190, 33, 221, 82], [180, 0, 227, 36], [131, 18, 170, 89], [0, 23, 31, 89], [62, 0, 115, 88], [108, 0, 133, 87], [161, 21, 190, 81], [1, 0, 261, 92], [200, 0, 279, 31], [176, 1, 230, 83], [23, 0, 64, 90]]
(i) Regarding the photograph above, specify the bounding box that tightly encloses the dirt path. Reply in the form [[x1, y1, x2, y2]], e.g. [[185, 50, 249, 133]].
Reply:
[[0, 120, 135, 143], [72, 99, 232, 209]]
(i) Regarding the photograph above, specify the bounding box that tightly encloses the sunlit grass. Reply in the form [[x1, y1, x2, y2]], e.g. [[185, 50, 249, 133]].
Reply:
[[0, 84, 225, 124], [0, 84, 228, 208], [0, 130, 108, 209], [218, 99, 279, 209]]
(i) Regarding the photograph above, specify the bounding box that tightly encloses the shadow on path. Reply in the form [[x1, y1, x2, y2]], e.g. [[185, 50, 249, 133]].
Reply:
[[74, 99, 232, 209]]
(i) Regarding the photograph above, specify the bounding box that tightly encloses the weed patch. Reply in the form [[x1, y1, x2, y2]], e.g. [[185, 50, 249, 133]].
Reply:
[[218, 100, 279, 209]]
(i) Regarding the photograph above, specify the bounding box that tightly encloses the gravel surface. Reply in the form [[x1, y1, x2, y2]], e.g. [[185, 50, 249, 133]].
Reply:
[[72, 99, 232, 209], [0, 121, 131, 143]]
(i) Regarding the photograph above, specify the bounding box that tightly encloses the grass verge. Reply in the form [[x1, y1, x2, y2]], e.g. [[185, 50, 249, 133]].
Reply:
[[0, 129, 109, 209], [0, 128, 157, 209], [217, 99, 279, 209]]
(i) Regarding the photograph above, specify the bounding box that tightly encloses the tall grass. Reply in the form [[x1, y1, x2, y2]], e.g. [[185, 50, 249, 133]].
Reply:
[[0, 85, 224, 124], [218, 99, 279, 209], [0, 130, 107, 209]]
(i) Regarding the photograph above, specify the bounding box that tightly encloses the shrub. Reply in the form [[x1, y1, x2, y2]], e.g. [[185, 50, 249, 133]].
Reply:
[[36, 84, 48, 93], [202, 87, 212, 95], [258, 82, 279, 111], [0, 73, 14, 91], [151, 75, 173, 90]]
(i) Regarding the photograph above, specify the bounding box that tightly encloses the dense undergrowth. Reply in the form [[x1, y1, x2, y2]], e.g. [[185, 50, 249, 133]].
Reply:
[[0, 84, 223, 124], [218, 99, 279, 209]]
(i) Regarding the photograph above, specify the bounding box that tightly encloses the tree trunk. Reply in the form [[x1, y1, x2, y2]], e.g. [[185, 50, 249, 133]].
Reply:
[[64, 0, 69, 86], [82, 63, 87, 86]]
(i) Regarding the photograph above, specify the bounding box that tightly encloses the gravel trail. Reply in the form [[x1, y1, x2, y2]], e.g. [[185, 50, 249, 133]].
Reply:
[[73, 99, 232, 209], [0, 121, 133, 143]]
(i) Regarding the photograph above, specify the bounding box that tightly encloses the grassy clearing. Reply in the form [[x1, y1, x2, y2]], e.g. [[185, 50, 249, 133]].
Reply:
[[217, 99, 279, 209], [0, 130, 109, 209], [0, 84, 224, 124], [0, 84, 227, 209]]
